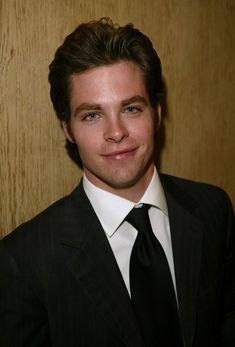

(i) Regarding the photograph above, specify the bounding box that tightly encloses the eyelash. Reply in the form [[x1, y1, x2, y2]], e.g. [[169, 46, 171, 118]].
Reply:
[[123, 106, 142, 113], [82, 105, 142, 121], [82, 112, 99, 121]]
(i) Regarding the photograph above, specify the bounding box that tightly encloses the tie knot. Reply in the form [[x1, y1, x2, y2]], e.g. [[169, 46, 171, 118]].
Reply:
[[126, 204, 151, 233]]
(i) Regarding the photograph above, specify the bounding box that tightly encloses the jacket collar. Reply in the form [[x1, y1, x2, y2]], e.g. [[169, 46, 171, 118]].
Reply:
[[60, 181, 145, 347], [60, 176, 203, 346], [160, 174, 203, 346]]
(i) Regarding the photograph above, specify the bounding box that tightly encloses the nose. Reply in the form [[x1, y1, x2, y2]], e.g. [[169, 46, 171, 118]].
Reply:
[[104, 117, 129, 143]]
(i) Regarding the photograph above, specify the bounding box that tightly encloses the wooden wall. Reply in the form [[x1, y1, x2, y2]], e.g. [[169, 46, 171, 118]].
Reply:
[[1, 0, 234, 238]]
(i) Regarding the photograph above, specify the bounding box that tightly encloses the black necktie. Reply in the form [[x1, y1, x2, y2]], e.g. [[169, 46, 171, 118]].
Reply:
[[126, 204, 183, 346]]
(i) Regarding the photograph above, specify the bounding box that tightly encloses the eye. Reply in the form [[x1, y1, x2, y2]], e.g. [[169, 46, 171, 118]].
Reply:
[[124, 106, 142, 114], [83, 112, 99, 121]]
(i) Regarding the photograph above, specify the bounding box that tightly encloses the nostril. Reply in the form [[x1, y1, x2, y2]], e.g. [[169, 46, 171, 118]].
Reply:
[[104, 120, 129, 142]]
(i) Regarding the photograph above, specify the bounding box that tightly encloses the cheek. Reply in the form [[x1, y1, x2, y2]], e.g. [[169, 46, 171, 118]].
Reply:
[[74, 132, 100, 159], [134, 120, 155, 143]]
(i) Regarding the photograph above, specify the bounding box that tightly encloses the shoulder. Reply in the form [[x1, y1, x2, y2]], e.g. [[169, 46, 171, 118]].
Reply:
[[160, 173, 234, 226], [159, 174, 234, 260], [0, 183, 86, 258], [3, 194, 68, 243], [160, 173, 231, 204]]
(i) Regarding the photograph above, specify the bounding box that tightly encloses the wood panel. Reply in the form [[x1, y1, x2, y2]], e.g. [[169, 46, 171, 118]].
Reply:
[[1, 0, 234, 238]]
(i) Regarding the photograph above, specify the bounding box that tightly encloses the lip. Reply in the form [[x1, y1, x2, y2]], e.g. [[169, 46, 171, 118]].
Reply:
[[102, 147, 138, 160]]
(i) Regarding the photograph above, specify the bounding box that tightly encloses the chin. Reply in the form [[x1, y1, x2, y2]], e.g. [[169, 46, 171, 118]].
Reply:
[[103, 172, 147, 190]]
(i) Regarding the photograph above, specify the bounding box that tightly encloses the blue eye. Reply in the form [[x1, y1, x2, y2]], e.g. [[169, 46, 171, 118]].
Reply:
[[125, 106, 141, 113], [83, 113, 98, 121]]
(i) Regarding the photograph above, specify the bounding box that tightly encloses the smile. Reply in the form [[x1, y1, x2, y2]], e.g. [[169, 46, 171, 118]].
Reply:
[[102, 147, 138, 160]]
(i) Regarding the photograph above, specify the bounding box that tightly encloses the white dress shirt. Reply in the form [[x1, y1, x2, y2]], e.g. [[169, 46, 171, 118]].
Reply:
[[83, 168, 177, 296]]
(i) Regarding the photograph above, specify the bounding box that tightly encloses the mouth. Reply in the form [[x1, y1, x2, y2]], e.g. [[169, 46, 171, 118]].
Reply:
[[102, 147, 138, 160]]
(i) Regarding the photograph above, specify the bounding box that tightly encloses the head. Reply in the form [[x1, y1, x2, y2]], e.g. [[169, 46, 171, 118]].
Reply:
[[48, 18, 164, 167]]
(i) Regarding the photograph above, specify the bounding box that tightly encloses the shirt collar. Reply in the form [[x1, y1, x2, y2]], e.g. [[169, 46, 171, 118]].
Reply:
[[83, 167, 168, 237]]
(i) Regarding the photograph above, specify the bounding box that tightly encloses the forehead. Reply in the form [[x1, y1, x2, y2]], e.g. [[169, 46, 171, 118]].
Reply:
[[69, 61, 148, 106]]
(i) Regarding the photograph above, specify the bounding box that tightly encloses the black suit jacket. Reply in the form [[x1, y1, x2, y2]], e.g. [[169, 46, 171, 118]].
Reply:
[[0, 174, 234, 347]]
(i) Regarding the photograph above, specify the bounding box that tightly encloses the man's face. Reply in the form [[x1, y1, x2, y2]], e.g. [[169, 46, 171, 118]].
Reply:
[[63, 61, 160, 201]]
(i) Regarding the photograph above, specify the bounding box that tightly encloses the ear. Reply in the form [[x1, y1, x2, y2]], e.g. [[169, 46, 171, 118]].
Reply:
[[154, 103, 162, 133], [61, 121, 75, 143]]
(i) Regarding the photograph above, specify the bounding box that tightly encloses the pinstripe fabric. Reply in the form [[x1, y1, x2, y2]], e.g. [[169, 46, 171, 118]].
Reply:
[[0, 174, 234, 347]]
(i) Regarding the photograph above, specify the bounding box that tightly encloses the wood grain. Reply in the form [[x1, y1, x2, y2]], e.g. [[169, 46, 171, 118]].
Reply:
[[1, 0, 235, 238]]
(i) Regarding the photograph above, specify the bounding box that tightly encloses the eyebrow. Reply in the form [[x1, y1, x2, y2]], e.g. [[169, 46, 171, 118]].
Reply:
[[73, 95, 148, 117], [121, 96, 148, 107], [73, 103, 102, 117]]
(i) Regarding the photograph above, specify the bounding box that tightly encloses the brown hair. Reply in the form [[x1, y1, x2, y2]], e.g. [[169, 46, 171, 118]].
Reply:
[[49, 17, 163, 122], [48, 18, 163, 166]]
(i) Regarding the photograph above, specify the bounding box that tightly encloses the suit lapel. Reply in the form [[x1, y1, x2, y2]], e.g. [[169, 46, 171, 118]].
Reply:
[[161, 175, 204, 346], [60, 183, 144, 347], [58, 176, 204, 346]]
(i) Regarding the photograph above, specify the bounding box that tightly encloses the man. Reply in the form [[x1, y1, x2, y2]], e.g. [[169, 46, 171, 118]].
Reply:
[[0, 18, 234, 347]]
